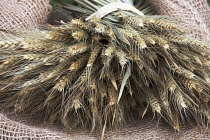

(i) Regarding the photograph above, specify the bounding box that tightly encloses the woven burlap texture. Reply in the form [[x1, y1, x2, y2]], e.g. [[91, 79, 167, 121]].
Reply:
[[150, 0, 210, 43], [0, 0, 210, 139], [0, 0, 51, 39]]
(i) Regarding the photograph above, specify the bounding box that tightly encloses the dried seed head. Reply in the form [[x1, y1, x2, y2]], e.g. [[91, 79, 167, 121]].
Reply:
[[133, 35, 147, 49], [69, 56, 87, 71], [72, 30, 88, 41], [22, 54, 44, 61], [151, 35, 169, 49], [148, 92, 161, 114], [21, 39, 65, 51], [179, 77, 203, 93], [179, 68, 196, 79], [42, 31, 70, 41], [142, 16, 183, 32], [0, 38, 22, 48], [67, 42, 89, 56], [71, 19, 94, 32], [142, 35, 156, 45], [72, 98, 82, 111], [104, 43, 115, 57], [115, 47, 128, 68], [94, 23, 107, 34], [87, 46, 101, 67], [174, 89, 187, 108], [117, 13, 144, 28], [101, 44, 115, 67], [167, 78, 187, 108], [1, 56, 19, 67], [108, 85, 118, 106], [49, 24, 72, 33], [106, 28, 115, 39], [53, 73, 74, 92], [21, 78, 40, 88]]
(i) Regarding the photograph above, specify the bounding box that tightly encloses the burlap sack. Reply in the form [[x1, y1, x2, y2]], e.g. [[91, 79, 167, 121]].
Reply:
[[0, 0, 51, 39], [150, 0, 210, 44], [0, 0, 210, 139]]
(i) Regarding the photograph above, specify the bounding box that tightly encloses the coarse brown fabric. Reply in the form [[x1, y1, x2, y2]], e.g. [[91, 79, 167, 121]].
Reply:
[[0, 0, 51, 39], [0, 0, 210, 139], [150, 0, 210, 44]]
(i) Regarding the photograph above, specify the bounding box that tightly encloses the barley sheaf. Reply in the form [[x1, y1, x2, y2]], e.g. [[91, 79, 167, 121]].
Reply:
[[0, 0, 210, 133]]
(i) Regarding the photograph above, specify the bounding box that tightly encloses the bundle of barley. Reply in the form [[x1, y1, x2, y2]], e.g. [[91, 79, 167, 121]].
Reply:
[[0, 0, 209, 135]]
